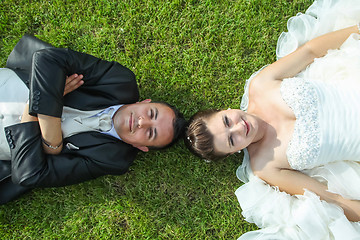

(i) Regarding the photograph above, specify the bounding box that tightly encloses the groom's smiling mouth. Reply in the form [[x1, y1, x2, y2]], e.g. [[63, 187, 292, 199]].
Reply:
[[129, 113, 134, 133]]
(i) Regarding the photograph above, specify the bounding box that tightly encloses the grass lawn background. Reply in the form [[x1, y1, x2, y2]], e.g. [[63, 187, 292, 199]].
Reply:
[[0, 0, 312, 239]]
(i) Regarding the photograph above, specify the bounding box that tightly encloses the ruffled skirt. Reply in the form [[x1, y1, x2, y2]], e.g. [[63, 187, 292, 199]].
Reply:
[[236, 0, 360, 239]]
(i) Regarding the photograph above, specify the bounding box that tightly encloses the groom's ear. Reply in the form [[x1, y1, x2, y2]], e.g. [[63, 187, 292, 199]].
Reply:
[[137, 99, 151, 103], [132, 144, 149, 152]]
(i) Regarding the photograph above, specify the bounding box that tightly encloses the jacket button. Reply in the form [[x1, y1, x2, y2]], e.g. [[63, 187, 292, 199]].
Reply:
[[6, 134, 11, 140], [32, 106, 39, 111], [33, 100, 39, 105], [8, 139, 13, 144], [34, 95, 40, 100], [5, 129, 11, 135], [34, 90, 41, 95], [9, 143, 15, 149]]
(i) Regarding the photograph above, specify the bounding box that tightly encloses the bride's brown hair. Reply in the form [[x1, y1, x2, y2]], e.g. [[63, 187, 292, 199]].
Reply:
[[185, 109, 229, 161]]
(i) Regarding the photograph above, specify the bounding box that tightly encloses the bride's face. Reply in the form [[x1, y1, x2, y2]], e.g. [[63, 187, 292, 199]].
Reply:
[[205, 109, 257, 155]]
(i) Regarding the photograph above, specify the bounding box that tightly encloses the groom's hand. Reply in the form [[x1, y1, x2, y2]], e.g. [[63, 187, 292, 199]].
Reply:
[[63, 74, 84, 96]]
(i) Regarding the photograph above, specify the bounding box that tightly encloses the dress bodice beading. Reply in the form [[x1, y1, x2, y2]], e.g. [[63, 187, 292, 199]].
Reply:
[[280, 78, 360, 170], [280, 79, 320, 170]]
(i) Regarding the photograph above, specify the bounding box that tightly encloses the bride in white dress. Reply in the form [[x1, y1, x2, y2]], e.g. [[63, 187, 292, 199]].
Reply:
[[185, 0, 360, 238]]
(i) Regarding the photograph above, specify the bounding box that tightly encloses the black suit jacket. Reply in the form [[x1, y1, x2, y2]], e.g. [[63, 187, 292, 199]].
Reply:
[[1, 35, 139, 203]]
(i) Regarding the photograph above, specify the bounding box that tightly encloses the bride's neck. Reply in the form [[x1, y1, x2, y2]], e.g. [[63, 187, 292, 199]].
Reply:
[[252, 116, 270, 144]]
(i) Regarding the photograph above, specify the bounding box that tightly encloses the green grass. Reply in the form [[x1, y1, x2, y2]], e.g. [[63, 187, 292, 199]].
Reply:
[[0, 0, 312, 239]]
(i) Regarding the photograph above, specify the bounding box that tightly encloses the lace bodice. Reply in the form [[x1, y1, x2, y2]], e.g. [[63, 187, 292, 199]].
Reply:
[[280, 79, 321, 170], [280, 78, 360, 170]]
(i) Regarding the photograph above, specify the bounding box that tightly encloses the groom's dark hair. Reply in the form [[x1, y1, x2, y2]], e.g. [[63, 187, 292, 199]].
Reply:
[[149, 101, 187, 150]]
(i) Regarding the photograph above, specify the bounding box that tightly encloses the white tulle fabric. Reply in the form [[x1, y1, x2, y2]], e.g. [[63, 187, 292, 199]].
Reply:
[[236, 0, 360, 239]]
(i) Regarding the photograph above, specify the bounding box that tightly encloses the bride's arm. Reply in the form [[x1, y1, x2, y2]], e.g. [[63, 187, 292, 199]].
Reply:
[[258, 25, 359, 81], [258, 168, 360, 222]]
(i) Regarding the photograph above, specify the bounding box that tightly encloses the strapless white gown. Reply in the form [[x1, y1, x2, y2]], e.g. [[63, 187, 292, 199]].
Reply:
[[235, 0, 360, 239]]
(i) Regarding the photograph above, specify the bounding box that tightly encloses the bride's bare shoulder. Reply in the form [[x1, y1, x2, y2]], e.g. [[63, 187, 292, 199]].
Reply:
[[248, 139, 290, 180], [249, 70, 281, 95]]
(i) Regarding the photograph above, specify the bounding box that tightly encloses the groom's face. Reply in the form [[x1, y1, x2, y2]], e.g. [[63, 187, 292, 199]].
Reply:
[[113, 100, 175, 152]]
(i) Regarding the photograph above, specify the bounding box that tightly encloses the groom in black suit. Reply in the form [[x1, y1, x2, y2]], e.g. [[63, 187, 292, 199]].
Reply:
[[0, 34, 186, 204]]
